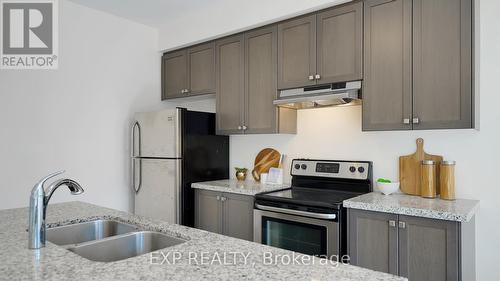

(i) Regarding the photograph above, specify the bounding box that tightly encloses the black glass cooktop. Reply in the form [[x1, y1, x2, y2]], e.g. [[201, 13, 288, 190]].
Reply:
[[255, 187, 363, 209]]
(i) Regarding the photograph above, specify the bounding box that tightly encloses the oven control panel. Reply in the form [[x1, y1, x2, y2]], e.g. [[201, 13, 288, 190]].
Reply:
[[291, 159, 370, 180]]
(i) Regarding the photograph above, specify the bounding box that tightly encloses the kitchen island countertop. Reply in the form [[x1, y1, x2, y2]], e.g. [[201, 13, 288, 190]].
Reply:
[[0, 201, 406, 281], [192, 179, 289, 196]]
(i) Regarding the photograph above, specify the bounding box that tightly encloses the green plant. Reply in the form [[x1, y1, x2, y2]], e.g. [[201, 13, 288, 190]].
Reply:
[[377, 178, 392, 183], [234, 167, 248, 173]]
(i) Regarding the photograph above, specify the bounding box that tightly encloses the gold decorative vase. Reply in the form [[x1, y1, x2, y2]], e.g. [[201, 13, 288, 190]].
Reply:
[[235, 167, 248, 181]]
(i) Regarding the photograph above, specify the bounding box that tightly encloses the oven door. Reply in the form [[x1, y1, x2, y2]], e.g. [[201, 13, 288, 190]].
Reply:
[[254, 207, 339, 257]]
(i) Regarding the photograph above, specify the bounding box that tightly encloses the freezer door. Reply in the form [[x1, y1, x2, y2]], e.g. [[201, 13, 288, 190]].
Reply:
[[133, 109, 180, 158], [133, 158, 181, 223]]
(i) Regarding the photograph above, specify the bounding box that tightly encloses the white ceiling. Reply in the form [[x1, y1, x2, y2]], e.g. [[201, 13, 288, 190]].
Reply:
[[68, 0, 349, 50], [68, 0, 346, 29], [68, 0, 215, 27]]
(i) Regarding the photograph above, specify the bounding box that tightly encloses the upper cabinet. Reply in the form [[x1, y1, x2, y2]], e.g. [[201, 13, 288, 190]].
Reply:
[[216, 26, 297, 135], [215, 35, 245, 135], [412, 0, 472, 130], [277, 15, 317, 89], [363, 0, 473, 130], [161, 0, 474, 132], [277, 2, 363, 89], [245, 26, 296, 134], [162, 50, 188, 99], [362, 0, 412, 130], [162, 42, 215, 100], [187, 42, 216, 96], [245, 26, 278, 134], [316, 2, 363, 84]]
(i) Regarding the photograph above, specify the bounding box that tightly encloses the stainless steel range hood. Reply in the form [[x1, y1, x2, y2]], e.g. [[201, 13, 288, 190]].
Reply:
[[274, 81, 362, 109]]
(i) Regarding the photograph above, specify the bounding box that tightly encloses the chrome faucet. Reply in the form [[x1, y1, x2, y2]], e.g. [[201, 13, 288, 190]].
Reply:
[[28, 171, 84, 249]]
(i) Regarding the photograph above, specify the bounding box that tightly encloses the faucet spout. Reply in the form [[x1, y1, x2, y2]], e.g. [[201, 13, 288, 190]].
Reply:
[[44, 179, 84, 205], [28, 171, 84, 249]]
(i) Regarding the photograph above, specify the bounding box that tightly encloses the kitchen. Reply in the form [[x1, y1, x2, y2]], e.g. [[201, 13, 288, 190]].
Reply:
[[0, 0, 496, 280]]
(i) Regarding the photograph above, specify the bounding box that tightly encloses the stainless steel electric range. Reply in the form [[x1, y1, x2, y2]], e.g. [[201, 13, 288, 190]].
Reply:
[[254, 159, 372, 258]]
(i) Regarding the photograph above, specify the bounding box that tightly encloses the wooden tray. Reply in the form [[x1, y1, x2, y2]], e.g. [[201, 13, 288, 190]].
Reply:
[[399, 138, 443, 195], [251, 148, 280, 182]]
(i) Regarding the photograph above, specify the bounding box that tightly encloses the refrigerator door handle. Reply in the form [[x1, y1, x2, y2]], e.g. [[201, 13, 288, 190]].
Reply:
[[131, 121, 142, 193], [175, 159, 182, 224], [131, 121, 141, 157], [175, 108, 182, 158], [132, 158, 142, 193], [174, 109, 182, 223]]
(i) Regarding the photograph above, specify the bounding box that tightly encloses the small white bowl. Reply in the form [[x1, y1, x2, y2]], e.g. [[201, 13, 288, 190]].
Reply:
[[377, 182, 400, 195]]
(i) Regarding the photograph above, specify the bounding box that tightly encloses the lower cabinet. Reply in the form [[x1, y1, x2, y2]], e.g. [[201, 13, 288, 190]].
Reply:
[[194, 189, 254, 241], [194, 189, 222, 234], [349, 210, 399, 275], [348, 209, 475, 281]]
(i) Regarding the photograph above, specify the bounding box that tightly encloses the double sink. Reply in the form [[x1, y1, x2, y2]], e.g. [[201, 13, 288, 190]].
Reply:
[[47, 220, 186, 262]]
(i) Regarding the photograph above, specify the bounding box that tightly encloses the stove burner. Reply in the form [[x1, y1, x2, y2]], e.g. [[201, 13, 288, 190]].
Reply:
[[258, 187, 365, 209]]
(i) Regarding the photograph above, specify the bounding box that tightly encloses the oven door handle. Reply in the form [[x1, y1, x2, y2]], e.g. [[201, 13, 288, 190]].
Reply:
[[255, 204, 337, 220]]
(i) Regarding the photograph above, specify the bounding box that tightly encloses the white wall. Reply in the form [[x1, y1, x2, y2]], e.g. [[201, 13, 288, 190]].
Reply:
[[0, 0, 219, 212], [0, 1, 217, 212], [0, 0, 163, 212], [158, 0, 499, 280], [158, 0, 348, 51]]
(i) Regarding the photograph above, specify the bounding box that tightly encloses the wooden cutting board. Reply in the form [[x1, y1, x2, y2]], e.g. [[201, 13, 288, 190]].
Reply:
[[399, 138, 443, 195], [252, 148, 281, 181]]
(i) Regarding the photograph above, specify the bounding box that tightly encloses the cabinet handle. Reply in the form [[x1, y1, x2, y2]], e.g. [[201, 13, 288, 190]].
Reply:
[[185, 89, 190, 94], [180, 89, 185, 94], [221, 196, 227, 202], [388, 220, 396, 227], [398, 221, 406, 229], [216, 195, 221, 201], [308, 75, 314, 81], [403, 118, 410, 124], [412, 117, 420, 124], [315, 74, 321, 80], [237, 126, 242, 130], [242, 125, 247, 130]]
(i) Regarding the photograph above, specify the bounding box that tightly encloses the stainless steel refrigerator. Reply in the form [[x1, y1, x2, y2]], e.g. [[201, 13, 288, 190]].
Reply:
[[131, 108, 229, 226]]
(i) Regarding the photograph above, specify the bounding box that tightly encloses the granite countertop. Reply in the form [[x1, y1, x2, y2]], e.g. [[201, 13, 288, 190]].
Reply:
[[344, 192, 479, 222], [191, 179, 289, 196], [0, 201, 406, 281]]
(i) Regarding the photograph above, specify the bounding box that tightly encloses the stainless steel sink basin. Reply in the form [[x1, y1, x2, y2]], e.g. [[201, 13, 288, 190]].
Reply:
[[68, 231, 186, 262], [47, 219, 139, 246]]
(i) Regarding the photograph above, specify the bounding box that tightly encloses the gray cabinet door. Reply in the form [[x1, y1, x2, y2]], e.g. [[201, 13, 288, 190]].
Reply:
[[412, 0, 472, 129], [194, 190, 222, 234], [162, 50, 188, 100], [244, 26, 279, 134], [398, 215, 460, 281], [362, 0, 412, 131], [215, 35, 245, 135], [277, 15, 317, 89], [187, 42, 215, 96], [348, 209, 398, 275], [317, 2, 363, 84], [222, 193, 254, 241]]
